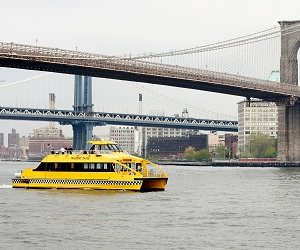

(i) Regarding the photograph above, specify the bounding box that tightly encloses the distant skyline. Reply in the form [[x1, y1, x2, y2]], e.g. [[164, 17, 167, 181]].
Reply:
[[0, 0, 299, 137]]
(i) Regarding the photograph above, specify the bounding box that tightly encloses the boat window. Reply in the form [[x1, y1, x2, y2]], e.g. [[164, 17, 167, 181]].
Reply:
[[111, 144, 122, 152], [59, 163, 68, 171], [34, 162, 46, 171], [74, 163, 114, 172], [136, 163, 142, 172], [34, 162, 115, 172], [84, 163, 89, 170], [34, 162, 57, 171], [102, 145, 110, 150], [113, 163, 121, 172], [115, 145, 123, 152]]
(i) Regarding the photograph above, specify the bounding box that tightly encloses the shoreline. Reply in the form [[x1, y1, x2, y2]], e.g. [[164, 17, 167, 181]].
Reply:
[[157, 160, 300, 167]]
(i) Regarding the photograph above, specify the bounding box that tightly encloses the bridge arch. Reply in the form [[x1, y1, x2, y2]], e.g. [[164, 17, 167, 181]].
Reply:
[[279, 20, 300, 85]]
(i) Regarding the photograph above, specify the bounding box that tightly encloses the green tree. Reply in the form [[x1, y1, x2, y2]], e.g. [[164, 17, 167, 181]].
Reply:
[[215, 145, 228, 160], [193, 149, 211, 162], [184, 146, 196, 160], [246, 133, 276, 158]]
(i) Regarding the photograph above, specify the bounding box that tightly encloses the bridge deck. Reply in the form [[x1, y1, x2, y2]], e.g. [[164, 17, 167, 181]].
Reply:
[[0, 42, 299, 101]]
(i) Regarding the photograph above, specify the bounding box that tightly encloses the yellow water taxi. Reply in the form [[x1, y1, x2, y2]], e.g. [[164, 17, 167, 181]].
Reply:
[[12, 140, 168, 191]]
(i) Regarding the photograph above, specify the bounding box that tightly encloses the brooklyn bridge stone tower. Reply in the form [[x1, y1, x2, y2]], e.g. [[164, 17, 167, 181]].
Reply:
[[277, 20, 300, 161]]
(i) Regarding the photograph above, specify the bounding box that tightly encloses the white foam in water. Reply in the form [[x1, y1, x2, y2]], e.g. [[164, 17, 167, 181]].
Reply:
[[0, 184, 12, 189]]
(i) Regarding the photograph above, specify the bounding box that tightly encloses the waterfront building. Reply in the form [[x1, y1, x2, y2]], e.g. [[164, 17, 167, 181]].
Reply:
[[28, 125, 72, 159], [147, 134, 208, 158], [28, 93, 73, 159], [19, 136, 29, 160], [0, 146, 8, 159], [144, 127, 190, 138], [237, 71, 279, 155], [237, 100, 278, 154], [225, 133, 238, 158], [109, 125, 198, 155], [109, 126, 136, 154], [208, 131, 219, 153], [8, 128, 19, 148], [143, 127, 202, 156]]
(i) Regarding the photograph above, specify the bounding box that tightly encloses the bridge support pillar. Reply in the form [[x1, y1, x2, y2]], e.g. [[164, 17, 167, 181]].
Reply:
[[277, 20, 300, 161], [72, 75, 94, 150], [277, 104, 300, 161], [72, 123, 84, 150], [72, 123, 93, 150]]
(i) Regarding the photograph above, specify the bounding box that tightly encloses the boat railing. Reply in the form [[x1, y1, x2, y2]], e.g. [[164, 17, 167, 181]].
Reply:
[[48, 149, 87, 155], [143, 162, 167, 178], [48, 149, 117, 155], [112, 161, 142, 177]]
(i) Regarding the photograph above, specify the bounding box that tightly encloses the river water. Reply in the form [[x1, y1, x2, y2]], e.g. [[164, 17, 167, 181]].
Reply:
[[1, 161, 300, 249]]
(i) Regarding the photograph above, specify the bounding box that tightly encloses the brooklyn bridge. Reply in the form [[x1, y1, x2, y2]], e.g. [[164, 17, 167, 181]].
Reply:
[[0, 20, 300, 161]]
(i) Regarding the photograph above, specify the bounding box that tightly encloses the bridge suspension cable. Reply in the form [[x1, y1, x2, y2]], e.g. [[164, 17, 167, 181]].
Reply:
[[124, 23, 300, 59], [0, 72, 53, 89], [113, 80, 237, 120]]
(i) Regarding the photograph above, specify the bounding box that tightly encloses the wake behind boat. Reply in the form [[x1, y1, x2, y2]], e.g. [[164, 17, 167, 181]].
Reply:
[[12, 140, 168, 191]]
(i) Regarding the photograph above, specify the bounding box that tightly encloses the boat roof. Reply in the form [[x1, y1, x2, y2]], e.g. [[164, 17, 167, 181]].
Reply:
[[87, 140, 117, 145]]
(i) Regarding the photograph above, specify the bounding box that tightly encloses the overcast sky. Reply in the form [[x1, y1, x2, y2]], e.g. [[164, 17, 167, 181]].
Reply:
[[0, 0, 299, 139]]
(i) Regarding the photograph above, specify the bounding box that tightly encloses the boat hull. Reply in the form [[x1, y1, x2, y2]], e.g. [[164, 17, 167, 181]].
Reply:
[[137, 177, 168, 192], [12, 178, 143, 191], [11, 177, 168, 191]]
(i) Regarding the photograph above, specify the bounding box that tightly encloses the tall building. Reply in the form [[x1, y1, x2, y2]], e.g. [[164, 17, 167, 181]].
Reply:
[[237, 100, 278, 154], [0, 133, 7, 159], [237, 71, 280, 155], [109, 126, 136, 154], [19, 136, 29, 159], [8, 128, 19, 148]]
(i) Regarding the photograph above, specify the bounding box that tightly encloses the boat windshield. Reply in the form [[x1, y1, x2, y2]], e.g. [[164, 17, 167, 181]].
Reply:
[[91, 144, 123, 152]]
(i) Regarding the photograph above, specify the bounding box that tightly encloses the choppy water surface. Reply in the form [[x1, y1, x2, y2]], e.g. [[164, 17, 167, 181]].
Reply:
[[1, 161, 300, 249]]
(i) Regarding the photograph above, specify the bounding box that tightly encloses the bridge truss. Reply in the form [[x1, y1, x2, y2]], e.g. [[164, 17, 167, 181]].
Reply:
[[0, 107, 238, 132]]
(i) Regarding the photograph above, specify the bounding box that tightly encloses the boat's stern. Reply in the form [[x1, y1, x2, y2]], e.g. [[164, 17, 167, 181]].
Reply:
[[132, 160, 168, 191], [136, 177, 168, 192]]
